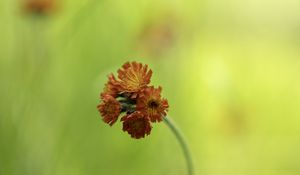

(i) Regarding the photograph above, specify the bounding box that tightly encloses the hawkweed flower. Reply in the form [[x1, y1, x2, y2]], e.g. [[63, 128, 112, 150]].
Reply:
[[22, 0, 56, 16], [100, 74, 120, 98], [117, 61, 152, 98], [97, 61, 167, 138], [121, 111, 152, 139], [97, 94, 121, 126], [97, 61, 194, 175], [137, 86, 169, 122]]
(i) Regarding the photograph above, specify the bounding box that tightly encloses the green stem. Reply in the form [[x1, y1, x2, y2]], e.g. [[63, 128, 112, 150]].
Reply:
[[164, 117, 195, 175]]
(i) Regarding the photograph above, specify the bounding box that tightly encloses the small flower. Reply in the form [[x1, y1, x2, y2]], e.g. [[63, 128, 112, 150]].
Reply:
[[117, 61, 152, 98], [97, 95, 121, 126], [121, 111, 152, 139], [137, 86, 169, 122], [23, 0, 56, 15], [100, 74, 120, 98]]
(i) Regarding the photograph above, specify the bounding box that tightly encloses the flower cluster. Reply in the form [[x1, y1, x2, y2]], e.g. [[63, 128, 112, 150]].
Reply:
[[97, 62, 169, 139]]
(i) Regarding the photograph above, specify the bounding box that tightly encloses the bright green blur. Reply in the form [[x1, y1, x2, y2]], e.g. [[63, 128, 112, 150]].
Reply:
[[1, 0, 300, 175]]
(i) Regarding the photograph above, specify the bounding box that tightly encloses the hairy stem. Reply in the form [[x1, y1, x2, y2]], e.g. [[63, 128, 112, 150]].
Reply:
[[163, 117, 195, 175]]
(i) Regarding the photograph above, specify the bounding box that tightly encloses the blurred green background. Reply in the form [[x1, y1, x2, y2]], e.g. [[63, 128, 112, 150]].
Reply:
[[1, 0, 300, 175]]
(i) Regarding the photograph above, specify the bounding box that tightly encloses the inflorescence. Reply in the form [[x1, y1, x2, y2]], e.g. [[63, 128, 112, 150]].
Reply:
[[97, 61, 169, 139]]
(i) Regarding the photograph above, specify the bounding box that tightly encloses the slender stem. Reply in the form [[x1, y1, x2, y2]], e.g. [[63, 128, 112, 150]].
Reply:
[[163, 116, 195, 175]]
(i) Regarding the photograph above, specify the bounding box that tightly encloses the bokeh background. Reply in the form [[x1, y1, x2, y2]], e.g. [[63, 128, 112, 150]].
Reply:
[[1, 0, 300, 175]]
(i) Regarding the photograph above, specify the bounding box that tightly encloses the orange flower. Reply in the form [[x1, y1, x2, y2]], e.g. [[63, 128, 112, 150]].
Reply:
[[137, 86, 169, 122], [100, 74, 120, 98], [97, 95, 121, 126], [23, 0, 56, 15], [121, 111, 152, 139], [117, 62, 152, 98], [97, 61, 169, 139]]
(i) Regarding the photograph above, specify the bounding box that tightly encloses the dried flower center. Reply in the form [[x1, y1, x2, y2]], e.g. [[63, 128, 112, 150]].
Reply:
[[148, 100, 159, 109]]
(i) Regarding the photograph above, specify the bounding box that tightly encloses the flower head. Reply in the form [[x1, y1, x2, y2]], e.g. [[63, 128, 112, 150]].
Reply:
[[100, 74, 120, 98], [23, 0, 56, 15], [97, 61, 168, 139], [121, 111, 152, 139], [97, 95, 121, 126], [117, 61, 152, 98], [137, 86, 169, 122]]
